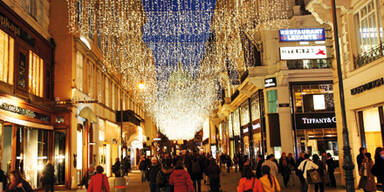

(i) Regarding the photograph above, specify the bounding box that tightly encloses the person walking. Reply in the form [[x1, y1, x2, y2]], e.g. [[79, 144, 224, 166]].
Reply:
[[191, 156, 203, 192], [139, 156, 148, 183], [6, 170, 32, 192], [256, 155, 264, 179], [237, 165, 263, 192], [358, 153, 376, 192], [296, 152, 306, 192], [148, 157, 161, 192], [372, 147, 384, 191], [156, 163, 173, 192], [112, 158, 121, 177], [326, 153, 336, 188], [260, 166, 280, 192], [298, 154, 319, 192], [207, 159, 221, 192], [357, 147, 367, 170], [279, 152, 291, 188], [87, 165, 110, 192], [234, 154, 240, 173], [169, 161, 194, 192], [312, 155, 325, 192], [262, 154, 278, 178], [226, 155, 233, 173], [41, 161, 55, 192]]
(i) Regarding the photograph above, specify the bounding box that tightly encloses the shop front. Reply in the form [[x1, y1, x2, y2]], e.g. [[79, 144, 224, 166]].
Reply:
[[0, 95, 54, 189], [290, 81, 338, 158]]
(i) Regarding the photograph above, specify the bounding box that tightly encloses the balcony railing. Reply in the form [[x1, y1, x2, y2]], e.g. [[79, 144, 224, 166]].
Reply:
[[355, 44, 384, 68], [287, 59, 332, 70]]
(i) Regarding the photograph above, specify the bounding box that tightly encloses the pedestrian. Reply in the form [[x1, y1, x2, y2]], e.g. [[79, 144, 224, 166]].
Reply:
[[296, 152, 306, 192], [358, 153, 376, 192], [6, 170, 32, 192], [256, 155, 264, 179], [112, 158, 121, 177], [372, 147, 384, 191], [121, 156, 131, 176], [226, 155, 233, 173], [357, 147, 367, 170], [237, 165, 263, 192], [41, 161, 55, 192], [279, 152, 291, 188], [0, 164, 8, 191], [80, 167, 95, 189], [87, 165, 110, 192], [312, 154, 325, 192], [234, 153, 239, 173], [139, 156, 148, 182], [156, 163, 174, 192], [260, 166, 280, 192], [297, 154, 319, 192], [191, 156, 203, 192], [262, 154, 278, 178], [148, 157, 161, 192], [207, 159, 221, 192], [169, 161, 194, 192], [326, 153, 336, 188]]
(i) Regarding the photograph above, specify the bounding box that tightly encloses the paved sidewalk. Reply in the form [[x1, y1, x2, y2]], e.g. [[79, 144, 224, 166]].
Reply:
[[59, 168, 362, 192]]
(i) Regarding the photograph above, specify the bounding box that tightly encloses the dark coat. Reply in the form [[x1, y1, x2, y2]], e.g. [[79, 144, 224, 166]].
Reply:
[[42, 163, 55, 185], [207, 163, 220, 179], [191, 159, 203, 181], [148, 164, 161, 184]]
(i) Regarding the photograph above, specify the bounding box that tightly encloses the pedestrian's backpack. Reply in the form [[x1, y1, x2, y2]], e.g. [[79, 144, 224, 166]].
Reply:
[[192, 160, 201, 173]]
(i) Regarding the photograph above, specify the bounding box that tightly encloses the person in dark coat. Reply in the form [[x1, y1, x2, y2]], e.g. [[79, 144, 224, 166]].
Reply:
[[148, 157, 161, 192], [207, 159, 221, 192], [359, 153, 376, 192], [41, 161, 55, 192], [112, 158, 121, 177], [296, 152, 306, 192], [156, 163, 173, 192], [191, 156, 203, 192], [0, 165, 8, 191], [326, 153, 336, 188], [372, 147, 384, 190], [313, 154, 325, 192], [357, 147, 367, 170], [256, 155, 264, 178], [226, 155, 232, 173], [279, 152, 291, 188]]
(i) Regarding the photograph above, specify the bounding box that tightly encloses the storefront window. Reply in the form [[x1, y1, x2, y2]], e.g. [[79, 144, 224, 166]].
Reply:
[[1, 124, 12, 173], [267, 90, 278, 113], [362, 107, 383, 155], [28, 51, 44, 97], [251, 95, 260, 121], [0, 30, 14, 85], [54, 132, 66, 185], [233, 109, 240, 136], [293, 83, 334, 113], [240, 102, 249, 127]]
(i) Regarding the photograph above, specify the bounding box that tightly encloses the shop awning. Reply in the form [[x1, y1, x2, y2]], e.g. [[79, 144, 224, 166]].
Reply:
[[78, 107, 98, 123], [116, 110, 143, 126]]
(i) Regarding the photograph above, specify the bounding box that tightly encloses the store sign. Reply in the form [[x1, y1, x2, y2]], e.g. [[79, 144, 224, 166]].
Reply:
[[296, 113, 336, 129], [279, 28, 326, 42], [0, 13, 35, 47], [0, 100, 50, 122], [350, 77, 384, 95], [264, 77, 277, 88], [280, 46, 327, 60]]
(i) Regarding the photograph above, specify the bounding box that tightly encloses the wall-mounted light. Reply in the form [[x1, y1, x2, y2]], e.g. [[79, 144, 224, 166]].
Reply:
[[138, 81, 145, 90]]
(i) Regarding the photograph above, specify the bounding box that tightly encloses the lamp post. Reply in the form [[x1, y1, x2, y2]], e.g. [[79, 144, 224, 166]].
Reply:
[[330, 1, 355, 191]]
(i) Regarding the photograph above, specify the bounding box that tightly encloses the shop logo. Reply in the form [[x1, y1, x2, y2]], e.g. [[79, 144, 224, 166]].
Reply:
[[279, 28, 326, 42], [264, 77, 277, 88], [280, 46, 328, 60], [316, 49, 326, 55], [351, 77, 384, 95], [302, 117, 336, 124]]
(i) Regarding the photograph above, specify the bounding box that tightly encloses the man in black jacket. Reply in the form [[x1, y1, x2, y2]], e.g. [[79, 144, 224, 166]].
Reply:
[[148, 157, 161, 192]]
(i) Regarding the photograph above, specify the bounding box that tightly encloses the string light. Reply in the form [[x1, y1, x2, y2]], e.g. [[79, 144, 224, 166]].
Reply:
[[66, 0, 290, 140]]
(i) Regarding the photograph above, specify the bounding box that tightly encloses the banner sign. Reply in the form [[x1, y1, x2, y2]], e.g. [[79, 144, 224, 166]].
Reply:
[[296, 113, 336, 129], [280, 46, 327, 60], [279, 28, 325, 42], [264, 77, 277, 88]]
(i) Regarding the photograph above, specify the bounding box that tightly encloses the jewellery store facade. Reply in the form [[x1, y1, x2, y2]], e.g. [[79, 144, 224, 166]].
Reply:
[[0, 1, 63, 190]]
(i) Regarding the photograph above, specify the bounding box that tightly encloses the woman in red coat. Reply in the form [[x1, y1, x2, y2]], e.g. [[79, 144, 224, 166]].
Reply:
[[87, 165, 111, 192], [169, 161, 195, 192]]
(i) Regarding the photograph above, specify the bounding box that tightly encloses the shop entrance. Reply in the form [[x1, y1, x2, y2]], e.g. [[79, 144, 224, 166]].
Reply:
[[358, 106, 384, 155]]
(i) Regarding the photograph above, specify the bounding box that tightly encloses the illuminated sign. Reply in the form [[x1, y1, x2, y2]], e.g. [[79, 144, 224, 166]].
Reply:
[[280, 46, 327, 60], [279, 28, 325, 42], [296, 113, 336, 129], [264, 77, 277, 88]]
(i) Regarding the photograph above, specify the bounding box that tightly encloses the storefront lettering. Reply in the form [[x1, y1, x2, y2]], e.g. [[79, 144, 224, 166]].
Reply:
[[0, 102, 50, 122], [0, 13, 35, 47], [302, 117, 336, 124], [351, 77, 384, 95]]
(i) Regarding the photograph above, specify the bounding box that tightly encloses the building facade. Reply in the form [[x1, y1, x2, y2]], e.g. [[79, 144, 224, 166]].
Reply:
[[0, 0, 55, 189], [209, 0, 337, 164], [307, 0, 384, 186]]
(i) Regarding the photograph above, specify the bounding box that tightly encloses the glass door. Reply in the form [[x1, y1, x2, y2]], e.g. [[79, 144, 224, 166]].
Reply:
[[54, 131, 66, 185], [1, 123, 12, 174]]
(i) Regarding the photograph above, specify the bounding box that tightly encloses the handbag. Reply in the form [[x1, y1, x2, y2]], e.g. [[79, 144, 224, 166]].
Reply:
[[307, 169, 322, 184], [244, 178, 255, 192]]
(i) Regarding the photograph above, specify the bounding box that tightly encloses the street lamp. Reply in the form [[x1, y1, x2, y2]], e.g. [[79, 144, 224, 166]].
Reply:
[[331, 0, 355, 191], [138, 80, 146, 90]]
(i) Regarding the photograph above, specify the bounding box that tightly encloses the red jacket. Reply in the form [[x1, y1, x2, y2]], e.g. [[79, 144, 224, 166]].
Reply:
[[87, 173, 111, 192], [169, 169, 194, 192], [237, 177, 263, 192]]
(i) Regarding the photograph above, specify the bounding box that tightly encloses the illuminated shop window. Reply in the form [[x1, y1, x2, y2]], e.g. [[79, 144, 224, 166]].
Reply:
[[28, 51, 44, 97], [75, 51, 83, 91], [0, 30, 14, 85], [267, 90, 278, 113]]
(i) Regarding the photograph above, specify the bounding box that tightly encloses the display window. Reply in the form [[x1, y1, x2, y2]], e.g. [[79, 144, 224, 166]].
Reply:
[[358, 106, 384, 155]]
